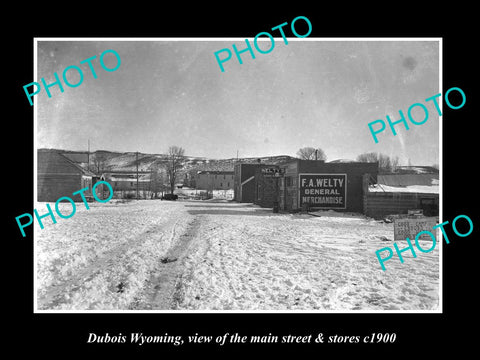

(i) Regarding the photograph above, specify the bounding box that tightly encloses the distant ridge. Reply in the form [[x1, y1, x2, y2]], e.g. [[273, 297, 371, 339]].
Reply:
[[37, 148, 296, 174]]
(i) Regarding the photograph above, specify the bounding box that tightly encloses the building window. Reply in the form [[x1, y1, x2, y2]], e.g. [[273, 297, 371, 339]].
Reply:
[[227, 182, 230, 187], [130, 182, 134, 186], [223, 174, 226, 179], [220, 182, 223, 187]]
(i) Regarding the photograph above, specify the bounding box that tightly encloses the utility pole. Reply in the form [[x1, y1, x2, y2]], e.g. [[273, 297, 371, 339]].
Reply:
[[136, 151, 139, 200], [87, 139, 90, 171]]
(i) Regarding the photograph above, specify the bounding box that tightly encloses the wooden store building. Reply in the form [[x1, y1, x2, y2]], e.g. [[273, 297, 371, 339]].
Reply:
[[235, 159, 379, 212]]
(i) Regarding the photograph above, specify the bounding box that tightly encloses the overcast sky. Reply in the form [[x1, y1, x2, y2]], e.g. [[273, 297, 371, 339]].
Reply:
[[36, 39, 440, 165]]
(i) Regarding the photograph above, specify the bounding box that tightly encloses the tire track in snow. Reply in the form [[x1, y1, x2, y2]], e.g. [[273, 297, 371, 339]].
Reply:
[[37, 218, 182, 310], [172, 216, 228, 309], [131, 216, 202, 310]]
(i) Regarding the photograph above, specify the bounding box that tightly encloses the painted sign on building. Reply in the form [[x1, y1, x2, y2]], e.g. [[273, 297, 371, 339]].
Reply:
[[394, 217, 438, 241], [299, 173, 347, 209], [261, 167, 284, 177]]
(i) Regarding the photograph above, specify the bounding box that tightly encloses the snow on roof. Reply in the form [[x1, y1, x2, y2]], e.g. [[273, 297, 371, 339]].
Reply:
[[396, 166, 439, 174], [369, 184, 439, 194], [328, 159, 357, 163], [58, 153, 97, 177], [371, 173, 439, 194], [62, 152, 89, 163], [196, 164, 235, 172], [197, 170, 234, 175], [377, 174, 438, 187], [109, 176, 150, 182]]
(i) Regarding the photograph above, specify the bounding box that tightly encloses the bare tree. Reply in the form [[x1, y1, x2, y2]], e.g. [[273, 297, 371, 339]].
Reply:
[[390, 156, 400, 173], [356, 152, 378, 163], [166, 146, 185, 195], [296, 147, 327, 161], [92, 151, 109, 175], [149, 166, 164, 198], [378, 154, 392, 172], [356, 152, 400, 173]]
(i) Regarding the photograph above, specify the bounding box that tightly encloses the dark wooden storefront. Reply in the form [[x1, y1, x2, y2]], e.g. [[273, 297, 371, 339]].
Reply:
[[234, 160, 378, 213], [278, 160, 378, 212]]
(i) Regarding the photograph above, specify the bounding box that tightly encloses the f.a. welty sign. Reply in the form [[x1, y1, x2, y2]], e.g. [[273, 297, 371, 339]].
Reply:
[[299, 173, 347, 209]]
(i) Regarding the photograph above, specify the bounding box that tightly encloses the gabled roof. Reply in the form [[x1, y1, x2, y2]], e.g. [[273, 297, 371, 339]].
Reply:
[[62, 152, 89, 163], [58, 153, 97, 177], [38, 149, 97, 177]]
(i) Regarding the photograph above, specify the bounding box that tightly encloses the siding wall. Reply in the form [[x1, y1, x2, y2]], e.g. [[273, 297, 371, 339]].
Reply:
[[37, 174, 84, 202], [279, 161, 299, 211], [38, 151, 91, 202], [109, 180, 151, 192], [364, 191, 439, 219], [234, 164, 257, 203], [234, 164, 241, 201], [195, 172, 234, 190]]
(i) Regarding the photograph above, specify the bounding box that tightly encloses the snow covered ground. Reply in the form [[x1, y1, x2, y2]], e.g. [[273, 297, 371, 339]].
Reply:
[[176, 203, 439, 311], [36, 200, 194, 310], [175, 188, 234, 200], [35, 200, 439, 311]]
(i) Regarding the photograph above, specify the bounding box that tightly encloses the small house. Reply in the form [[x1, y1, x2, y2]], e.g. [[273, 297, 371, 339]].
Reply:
[[37, 149, 98, 202]]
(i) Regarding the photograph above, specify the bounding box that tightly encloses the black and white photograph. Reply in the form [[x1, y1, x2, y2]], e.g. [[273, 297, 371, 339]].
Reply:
[[7, 6, 479, 356], [33, 38, 441, 312]]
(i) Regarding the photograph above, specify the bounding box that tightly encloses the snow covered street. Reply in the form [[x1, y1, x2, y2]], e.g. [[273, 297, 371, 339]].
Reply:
[[36, 200, 194, 310], [36, 200, 439, 311]]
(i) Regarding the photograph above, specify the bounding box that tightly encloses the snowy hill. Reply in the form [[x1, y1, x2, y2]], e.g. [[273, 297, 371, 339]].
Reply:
[[100, 153, 295, 174], [39, 148, 295, 176]]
